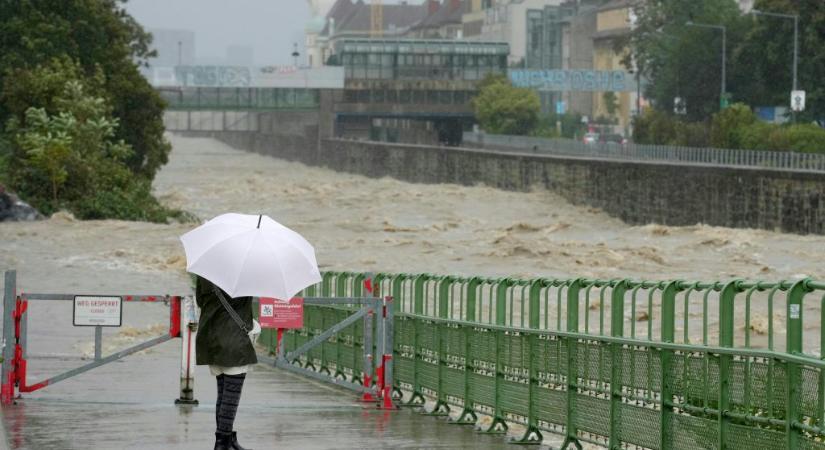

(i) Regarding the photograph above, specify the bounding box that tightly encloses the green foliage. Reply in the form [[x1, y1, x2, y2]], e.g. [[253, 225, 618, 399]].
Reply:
[[628, 0, 825, 122], [633, 109, 713, 147], [530, 113, 587, 139], [710, 103, 757, 148], [3, 61, 179, 222], [783, 124, 825, 154], [603, 92, 620, 118], [635, 103, 825, 152], [0, 0, 169, 180], [626, 0, 747, 121], [473, 75, 540, 135], [735, 0, 825, 122]]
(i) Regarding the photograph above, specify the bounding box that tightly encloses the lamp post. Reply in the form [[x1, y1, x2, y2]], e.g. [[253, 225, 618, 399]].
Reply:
[[291, 42, 300, 67], [685, 21, 726, 109], [749, 9, 799, 120]]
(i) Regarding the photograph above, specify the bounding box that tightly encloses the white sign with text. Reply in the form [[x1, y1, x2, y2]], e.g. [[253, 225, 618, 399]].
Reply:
[[73, 296, 123, 327]]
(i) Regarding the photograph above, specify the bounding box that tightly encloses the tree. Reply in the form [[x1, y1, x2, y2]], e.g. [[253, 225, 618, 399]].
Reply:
[[473, 75, 540, 135], [0, 0, 170, 180], [3, 60, 175, 221], [733, 0, 825, 122], [623, 0, 748, 121]]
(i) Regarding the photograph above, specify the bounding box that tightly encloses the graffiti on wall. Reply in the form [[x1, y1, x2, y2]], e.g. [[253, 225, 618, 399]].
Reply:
[[509, 69, 637, 92]]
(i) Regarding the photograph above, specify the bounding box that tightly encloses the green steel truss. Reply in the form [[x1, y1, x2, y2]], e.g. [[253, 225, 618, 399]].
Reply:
[[266, 272, 825, 449]]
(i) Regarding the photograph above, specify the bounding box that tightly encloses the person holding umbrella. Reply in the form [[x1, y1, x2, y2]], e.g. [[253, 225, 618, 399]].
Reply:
[[181, 213, 322, 450], [194, 276, 256, 450]]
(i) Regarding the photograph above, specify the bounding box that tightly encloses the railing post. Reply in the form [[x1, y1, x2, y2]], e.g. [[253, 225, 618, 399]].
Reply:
[[718, 281, 742, 449], [562, 279, 583, 449], [495, 279, 511, 326], [414, 275, 426, 315], [465, 277, 480, 322], [660, 281, 680, 450], [608, 279, 629, 449], [528, 279, 543, 329], [786, 280, 810, 450], [175, 295, 199, 405], [2, 270, 17, 405]]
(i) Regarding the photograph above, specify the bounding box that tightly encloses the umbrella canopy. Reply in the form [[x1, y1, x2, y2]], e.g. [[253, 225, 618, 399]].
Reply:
[[180, 213, 321, 299]]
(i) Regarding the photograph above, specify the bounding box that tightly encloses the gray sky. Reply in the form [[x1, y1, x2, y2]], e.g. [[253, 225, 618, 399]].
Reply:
[[125, 0, 312, 66]]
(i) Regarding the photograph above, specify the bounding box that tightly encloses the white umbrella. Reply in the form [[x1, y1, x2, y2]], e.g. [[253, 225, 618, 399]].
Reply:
[[180, 213, 321, 299]]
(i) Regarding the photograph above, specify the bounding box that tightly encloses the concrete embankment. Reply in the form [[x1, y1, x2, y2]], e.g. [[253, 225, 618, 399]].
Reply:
[[188, 129, 825, 235]]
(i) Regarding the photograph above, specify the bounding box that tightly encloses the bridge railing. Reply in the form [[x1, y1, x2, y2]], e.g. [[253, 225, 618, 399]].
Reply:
[[464, 131, 825, 173], [277, 271, 825, 449]]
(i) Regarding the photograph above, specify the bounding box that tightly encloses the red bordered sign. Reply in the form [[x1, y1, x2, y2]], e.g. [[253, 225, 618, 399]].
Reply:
[[259, 297, 303, 329]]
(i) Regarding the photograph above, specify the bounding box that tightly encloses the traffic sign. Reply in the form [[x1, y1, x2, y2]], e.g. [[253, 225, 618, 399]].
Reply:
[[720, 92, 730, 109], [555, 100, 566, 115], [791, 90, 805, 112], [674, 97, 687, 115]]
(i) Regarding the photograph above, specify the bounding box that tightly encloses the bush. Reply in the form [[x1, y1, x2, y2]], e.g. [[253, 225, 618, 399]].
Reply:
[[710, 103, 757, 148], [784, 124, 825, 153], [632, 109, 678, 145]]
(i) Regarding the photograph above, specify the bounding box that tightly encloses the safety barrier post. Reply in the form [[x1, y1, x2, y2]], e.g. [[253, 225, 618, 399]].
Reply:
[[359, 274, 377, 403], [786, 280, 810, 449], [608, 280, 628, 449], [360, 306, 375, 403], [378, 296, 397, 409], [2, 270, 16, 405], [175, 295, 199, 405]]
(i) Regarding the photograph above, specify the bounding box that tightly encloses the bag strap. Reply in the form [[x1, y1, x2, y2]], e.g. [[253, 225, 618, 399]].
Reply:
[[212, 285, 251, 333]]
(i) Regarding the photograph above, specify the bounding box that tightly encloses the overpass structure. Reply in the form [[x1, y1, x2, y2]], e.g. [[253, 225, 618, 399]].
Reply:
[[161, 38, 509, 145]]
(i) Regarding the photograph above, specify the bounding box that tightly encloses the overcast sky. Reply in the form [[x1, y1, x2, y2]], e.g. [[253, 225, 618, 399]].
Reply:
[[125, 0, 313, 66]]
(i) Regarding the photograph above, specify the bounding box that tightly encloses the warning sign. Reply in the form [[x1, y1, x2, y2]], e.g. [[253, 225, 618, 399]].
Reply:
[[73, 296, 122, 327], [259, 297, 303, 329]]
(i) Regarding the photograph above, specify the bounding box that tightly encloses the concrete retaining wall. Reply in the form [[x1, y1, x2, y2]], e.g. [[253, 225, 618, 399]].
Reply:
[[180, 130, 825, 234]]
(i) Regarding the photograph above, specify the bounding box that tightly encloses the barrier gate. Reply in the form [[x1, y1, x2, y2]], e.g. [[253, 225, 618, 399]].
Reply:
[[256, 294, 397, 409], [1, 270, 395, 410], [0, 270, 198, 405]]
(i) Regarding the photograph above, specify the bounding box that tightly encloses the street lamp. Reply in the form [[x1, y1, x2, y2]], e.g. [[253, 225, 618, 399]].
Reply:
[[291, 42, 300, 67], [685, 21, 726, 109]]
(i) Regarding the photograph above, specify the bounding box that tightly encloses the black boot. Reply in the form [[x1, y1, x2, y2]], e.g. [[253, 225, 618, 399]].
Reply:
[[214, 432, 233, 450], [230, 431, 250, 450]]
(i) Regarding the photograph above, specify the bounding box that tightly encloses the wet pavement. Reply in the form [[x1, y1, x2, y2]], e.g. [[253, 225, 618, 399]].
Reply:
[[1, 338, 508, 449]]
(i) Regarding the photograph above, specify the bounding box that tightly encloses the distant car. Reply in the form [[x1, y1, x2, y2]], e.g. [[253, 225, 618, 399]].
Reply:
[[600, 133, 628, 145], [583, 132, 600, 145]]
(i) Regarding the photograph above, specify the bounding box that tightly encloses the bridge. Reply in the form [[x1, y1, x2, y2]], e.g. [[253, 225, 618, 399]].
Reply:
[[161, 38, 509, 145]]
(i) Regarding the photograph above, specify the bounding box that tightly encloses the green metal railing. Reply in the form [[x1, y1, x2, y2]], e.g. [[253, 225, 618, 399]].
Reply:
[[269, 271, 825, 449]]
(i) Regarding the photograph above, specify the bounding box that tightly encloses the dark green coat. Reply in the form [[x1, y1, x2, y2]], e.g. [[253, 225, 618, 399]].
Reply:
[[195, 277, 258, 367]]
